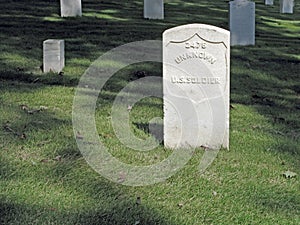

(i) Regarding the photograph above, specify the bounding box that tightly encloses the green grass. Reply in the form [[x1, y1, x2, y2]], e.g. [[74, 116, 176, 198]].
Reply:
[[0, 0, 299, 224]]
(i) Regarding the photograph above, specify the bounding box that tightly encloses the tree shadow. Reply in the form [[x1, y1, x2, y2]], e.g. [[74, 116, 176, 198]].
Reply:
[[0, 199, 176, 225], [0, 0, 230, 85], [252, 186, 300, 223], [134, 121, 164, 144]]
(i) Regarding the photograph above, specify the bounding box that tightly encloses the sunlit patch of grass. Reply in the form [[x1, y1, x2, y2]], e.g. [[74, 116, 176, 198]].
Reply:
[[83, 12, 129, 21], [43, 16, 64, 22]]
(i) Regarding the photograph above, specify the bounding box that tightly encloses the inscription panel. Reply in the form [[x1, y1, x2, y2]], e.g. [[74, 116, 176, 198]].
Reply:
[[163, 24, 230, 150], [171, 76, 221, 84]]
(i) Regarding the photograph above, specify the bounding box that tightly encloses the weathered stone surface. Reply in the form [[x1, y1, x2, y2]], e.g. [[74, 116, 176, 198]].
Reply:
[[43, 39, 65, 73], [144, 0, 164, 19], [163, 24, 230, 150], [265, 0, 274, 5], [280, 0, 294, 13], [60, 0, 82, 17], [229, 0, 255, 46]]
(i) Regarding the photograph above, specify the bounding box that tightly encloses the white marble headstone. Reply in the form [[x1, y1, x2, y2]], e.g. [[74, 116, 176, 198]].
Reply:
[[144, 0, 164, 19], [163, 24, 230, 150], [60, 0, 82, 17], [43, 39, 65, 73], [265, 0, 274, 5], [229, 0, 255, 46], [280, 0, 294, 13]]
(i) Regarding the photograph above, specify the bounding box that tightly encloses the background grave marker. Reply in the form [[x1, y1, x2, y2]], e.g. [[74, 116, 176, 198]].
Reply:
[[144, 0, 164, 19], [265, 0, 274, 5], [229, 0, 255, 46], [60, 0, 82, 17], [43, 39, 65, 73], [280, 0, 294, 13]]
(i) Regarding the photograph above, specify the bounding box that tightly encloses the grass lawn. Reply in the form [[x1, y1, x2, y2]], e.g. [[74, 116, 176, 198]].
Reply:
[[0, 0, 299, 224]]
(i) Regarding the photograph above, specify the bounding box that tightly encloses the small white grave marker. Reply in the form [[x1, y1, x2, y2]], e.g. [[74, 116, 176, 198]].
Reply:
[[43, 39, 65, 73], [144, 0, 164, 19], [163, 24, 230, 150], [60, 0, 82, 17], [229, 0, 255, 46], [265, 0, 274, 5], [280, 0, 294, 13]]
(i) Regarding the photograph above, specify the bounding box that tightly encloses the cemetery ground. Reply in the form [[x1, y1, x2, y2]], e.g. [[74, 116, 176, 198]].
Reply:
[[0, 0, 299, 224]]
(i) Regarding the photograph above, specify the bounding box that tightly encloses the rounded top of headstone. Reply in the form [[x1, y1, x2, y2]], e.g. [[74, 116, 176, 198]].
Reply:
[[163, 24, 229, 36], [43, 39, 64, 44], [163, 24, 229, 47], [230, 0, 254, 6]]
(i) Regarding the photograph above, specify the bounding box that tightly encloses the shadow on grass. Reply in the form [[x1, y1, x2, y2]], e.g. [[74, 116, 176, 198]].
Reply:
[[134, 122, 164, 143], [253, 186, 300, 222], [0, 0, 229, 85], [0, 200, 175, 225]]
